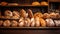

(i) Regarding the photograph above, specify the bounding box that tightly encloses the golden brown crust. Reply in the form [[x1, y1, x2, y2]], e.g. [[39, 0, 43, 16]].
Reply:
[[49, 12, 56, 18], [12, 11, 20, 19], [24, 18, 31, 27], [34, 12, 43, 18], [19, 17, 25, 27], [30, 18, 35, 27], [11, 20, 18, 27], [41, 1, 48, 6], [5, 10, 13, 18], [43, 13, 50, 18], [20, 9, 27, 18], [1, 2, 8, 6], [3, 20, 11, 27], [32, 2, 40, 6], [35, 16, 40, 27], [39, 18, 46, 27], [8, 3, 19, 6]]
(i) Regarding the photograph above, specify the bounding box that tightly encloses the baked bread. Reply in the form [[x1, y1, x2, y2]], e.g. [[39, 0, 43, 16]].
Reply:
[[54, 20, 60, 26], [1, 2, 8, 6], [45, 19, 55, 27], [24, 18, 31, 27], [41, 1, 48, 6], [43, 13, 50, 18], [34, 12, 43, 18], [55, 13, 59, 18], [30, 17, 35, 27], [11, 20, 18, 27], [19, 17, 24, 27], [39, 18, 46, 27], [32, 2, 40, 6], [8, 3, 19, 6], [20, 9, 27, 18], [0, 20, 3, 26], [12, 11, 20, 19], [49, 12, 56, 18], [27, 9, 33, 18], [35, 16, 40, 27], [3, 20, 11, 27], [5, 10, 13, 17]]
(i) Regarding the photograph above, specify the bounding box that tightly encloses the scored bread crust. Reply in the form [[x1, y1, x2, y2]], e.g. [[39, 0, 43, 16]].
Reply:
[[27, 9, 34, 18], [34, 12, 43, 18], [11, 20, 18, 27], [20, 9, 27, 18], [39, 18, 46, 27]]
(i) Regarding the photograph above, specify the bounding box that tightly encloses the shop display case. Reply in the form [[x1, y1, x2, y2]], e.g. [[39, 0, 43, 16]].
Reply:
[[0, 0, 60, 34]]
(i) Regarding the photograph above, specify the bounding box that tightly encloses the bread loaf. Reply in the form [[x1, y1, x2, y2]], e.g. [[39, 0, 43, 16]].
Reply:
[[39, 18, 46, 27], [3, 20, 11, 27]]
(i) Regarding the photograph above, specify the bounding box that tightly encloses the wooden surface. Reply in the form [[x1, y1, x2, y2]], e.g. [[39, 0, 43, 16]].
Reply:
[[0, 27, 60, 30], [49, 0, 60, 2], [0, 29, 60, 34]]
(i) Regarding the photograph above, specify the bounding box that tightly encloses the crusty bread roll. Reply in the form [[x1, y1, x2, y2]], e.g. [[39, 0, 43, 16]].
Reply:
[[39, 18, 46, 27], [20, 9, 27, 18], [41, 1, 48, 6], [30, 18, 35, 27], [32, 2, 40, 6], [0, 20, 3, 26], [55, 13, 59, 18], [46, 19, 55, 27], [13, 11, 19, 16], [34, 12, 43, 18], [3, 20, 11, 27], [12, 11, 20, 19], [19, 17, 24, 27], [49, 12, 56, 18], [11, 20, 18, 27], [27, 9, 33, 18], [1, 2, 8, 6], [43, 13, 50, 18], [5, 10, 13, 16], [35, 16, 40, 27], [54, 20, 60, 26], [24, 18, 31, 27]]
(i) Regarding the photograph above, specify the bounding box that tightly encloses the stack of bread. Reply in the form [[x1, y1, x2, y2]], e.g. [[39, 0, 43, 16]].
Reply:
[[0, 9, 60, 27]]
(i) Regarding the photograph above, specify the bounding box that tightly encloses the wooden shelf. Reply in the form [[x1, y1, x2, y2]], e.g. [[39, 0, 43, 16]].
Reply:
[[49, 0, 60, 2], [0, 5, 48, 8], [0, 18, 19, 20], [1, 18, 60, 20], [0, 27, 60, 30]]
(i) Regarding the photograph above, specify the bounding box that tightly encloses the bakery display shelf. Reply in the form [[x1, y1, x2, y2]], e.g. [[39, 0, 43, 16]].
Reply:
[[0, 5, 48, 8], [0, 27, 60, 30], [49, 0, 60, 2], [51, 18, 60, 20], [0, 18, 19, 20], [1, 18, 60, 20], [43, 18, 60, 20]]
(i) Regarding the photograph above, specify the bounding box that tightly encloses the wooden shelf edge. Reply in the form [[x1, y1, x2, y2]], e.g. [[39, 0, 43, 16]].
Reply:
[[0, 27, 60, 30]]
